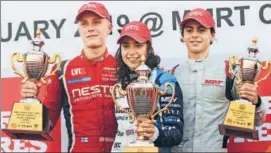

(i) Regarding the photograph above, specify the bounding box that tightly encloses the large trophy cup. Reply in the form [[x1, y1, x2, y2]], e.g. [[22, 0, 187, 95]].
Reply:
[[219, 37, 271, 140], [2, 29, 61, 141], [111, 56, 176, 152]]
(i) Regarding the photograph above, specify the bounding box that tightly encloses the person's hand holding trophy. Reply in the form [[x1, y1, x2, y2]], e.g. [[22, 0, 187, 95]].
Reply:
[[2, 29, 61, 141], [219, 37, 271, 140], [111, 56, 176, 152]]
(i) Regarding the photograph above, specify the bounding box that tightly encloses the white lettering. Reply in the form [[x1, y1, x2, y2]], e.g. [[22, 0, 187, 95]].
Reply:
[[233, 123, 271, 143], [81, 87, 91, 96], [71, 85, 112, 99], [1, 138, 47, 152], [161, 96, 177, 102], [71, 68, 85, 76], [1, 137, 11, 152], [14, 140, 28, 152], [125, 25, 139, 31], [189, 11, 203, 17], [101, 85, 109, 93], [90, 85, 101, 94], [29, 140, 47, 152], [72, 89, 81, 97]]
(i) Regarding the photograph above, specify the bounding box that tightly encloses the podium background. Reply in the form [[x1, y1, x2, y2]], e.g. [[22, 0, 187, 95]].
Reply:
[[1, 1, 271, 152]]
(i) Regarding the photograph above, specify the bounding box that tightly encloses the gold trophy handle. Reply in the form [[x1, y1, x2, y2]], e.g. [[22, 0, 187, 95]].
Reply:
[[41, 53, 62, 84], [10, 52, 28, 83], [255, 61, 271, 86], [229, 54, 242, 84], [111, 83, 135, 123], [151, 83, 175, 122]]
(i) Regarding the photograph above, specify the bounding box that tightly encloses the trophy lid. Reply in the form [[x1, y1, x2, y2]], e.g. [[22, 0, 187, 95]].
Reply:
[[135, 56, 151, 81], [31, 29, 45, 52], [247, 36, 259, 57]]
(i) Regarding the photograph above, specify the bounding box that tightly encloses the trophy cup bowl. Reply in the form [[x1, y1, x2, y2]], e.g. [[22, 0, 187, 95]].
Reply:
[[111, 56, 175, 152], [24, 51, 49, 81], [127, 82, 159, 118], [2, 29, 61, 141], [239, 57, 261, 83]]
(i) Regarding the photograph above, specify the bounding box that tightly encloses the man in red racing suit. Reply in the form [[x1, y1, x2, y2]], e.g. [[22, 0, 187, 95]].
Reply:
[[20, 2, 118, 152]]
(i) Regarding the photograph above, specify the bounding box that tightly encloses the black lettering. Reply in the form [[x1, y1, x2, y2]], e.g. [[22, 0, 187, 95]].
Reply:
[[74, 28, 79, 37], [183, 10, 190, 18], [50, 19, 66, 38], [1, 22, 12, 42], [172, 11, 181, 31], [15, 22, 32, 41], [259, 4, 271, 24], [234, 6, 250, 26], [206, 8, 214, 16], [117, 14, 129, 28], [216, 7, 234, 27], [34, 20, 50, 38], [114, 142, 121, 148]]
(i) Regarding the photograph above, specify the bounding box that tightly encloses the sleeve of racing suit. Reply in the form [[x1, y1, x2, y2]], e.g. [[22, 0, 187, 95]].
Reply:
[[38, 65, 62, 131], [153, 81, 184, 147]]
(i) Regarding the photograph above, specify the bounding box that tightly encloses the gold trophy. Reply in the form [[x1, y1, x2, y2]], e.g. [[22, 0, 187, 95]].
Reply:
[[219, 37, 271, 140], [111, 56, 176, 152], [2, 29, 61, 141]]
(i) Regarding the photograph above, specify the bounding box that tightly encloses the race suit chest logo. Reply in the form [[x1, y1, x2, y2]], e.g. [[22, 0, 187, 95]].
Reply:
[[71, 67, 86, 76], [101, 67, 117, 82], [71, 85, 113, 102], [204, 79, 224, 86]]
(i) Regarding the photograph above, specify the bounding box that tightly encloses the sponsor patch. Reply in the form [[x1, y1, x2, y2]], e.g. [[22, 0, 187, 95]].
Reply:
[[67, 77, 91, 84], [203, 79, 224, 86]]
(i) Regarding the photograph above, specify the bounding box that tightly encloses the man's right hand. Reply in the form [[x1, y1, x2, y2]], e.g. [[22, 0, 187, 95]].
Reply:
[[21, 80, 39, 98]]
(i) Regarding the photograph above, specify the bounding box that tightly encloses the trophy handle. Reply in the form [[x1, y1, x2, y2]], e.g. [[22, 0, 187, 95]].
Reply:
[[111, 83, 136, 123], [229, 55, 242, 84], [255, 61, 271, 86], [41, 53, 62, 84], [151, 83, 175, 122], [10, 52, 28, 83]]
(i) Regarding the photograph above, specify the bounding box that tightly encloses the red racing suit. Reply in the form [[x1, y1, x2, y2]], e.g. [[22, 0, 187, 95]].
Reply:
[[40, 49, 118, 152]]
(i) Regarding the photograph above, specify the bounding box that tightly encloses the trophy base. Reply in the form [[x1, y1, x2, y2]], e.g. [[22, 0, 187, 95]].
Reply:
[[219, 124, 259, 140], [123, 140, 159, 152], [2, 128, 53, 141]]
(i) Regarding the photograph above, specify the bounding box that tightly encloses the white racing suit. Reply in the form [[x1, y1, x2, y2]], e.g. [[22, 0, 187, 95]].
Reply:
[[171, 55, 266, 152]]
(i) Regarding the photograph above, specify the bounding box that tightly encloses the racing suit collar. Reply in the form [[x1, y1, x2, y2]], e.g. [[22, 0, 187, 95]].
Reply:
[[187, 54, 212, 72], [80, 48, 109, 63]]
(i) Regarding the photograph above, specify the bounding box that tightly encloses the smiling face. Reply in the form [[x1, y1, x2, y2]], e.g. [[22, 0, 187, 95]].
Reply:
[[120, 37, 148, 71], [182, 20, 215, 59], [78, 12, 112, 49]]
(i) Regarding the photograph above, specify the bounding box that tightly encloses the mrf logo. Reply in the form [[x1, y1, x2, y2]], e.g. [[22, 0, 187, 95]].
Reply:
[[204, 79, 224, 86]]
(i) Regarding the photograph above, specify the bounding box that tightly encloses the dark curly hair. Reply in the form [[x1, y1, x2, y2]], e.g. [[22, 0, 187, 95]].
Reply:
[[115, 41, 160, 89]]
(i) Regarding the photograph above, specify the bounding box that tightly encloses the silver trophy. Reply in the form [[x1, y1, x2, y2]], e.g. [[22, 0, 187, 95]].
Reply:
[[2, 29, 61, 141], [111, 56, 176, 152], [230, 37, 270, 94], [219, 37, 271, 140]]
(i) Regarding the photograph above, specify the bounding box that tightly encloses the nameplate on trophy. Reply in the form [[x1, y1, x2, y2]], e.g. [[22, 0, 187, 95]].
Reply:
[[8, 103, 43, 131], [223, 102, 255, 130]]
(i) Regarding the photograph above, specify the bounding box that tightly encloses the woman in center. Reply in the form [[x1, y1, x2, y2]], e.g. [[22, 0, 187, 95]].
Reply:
[[111, 21, 184, 152]]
